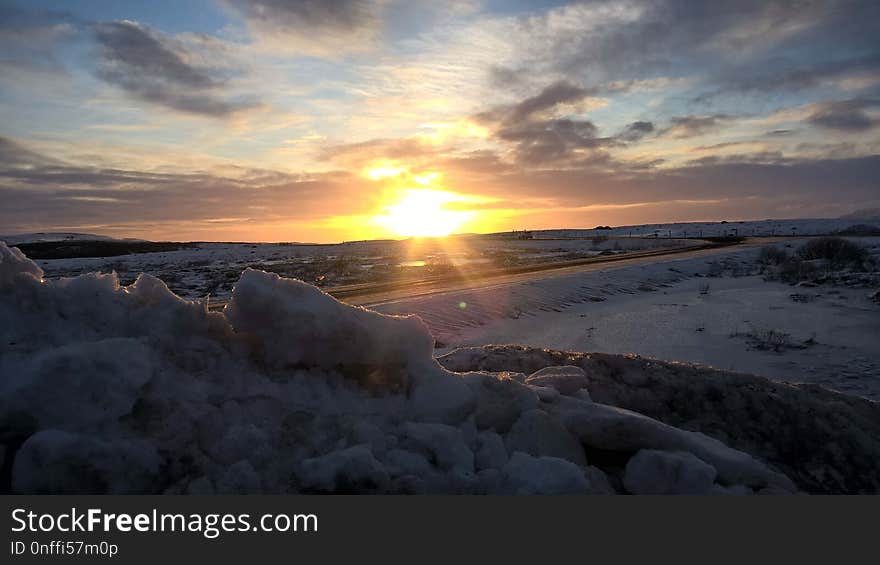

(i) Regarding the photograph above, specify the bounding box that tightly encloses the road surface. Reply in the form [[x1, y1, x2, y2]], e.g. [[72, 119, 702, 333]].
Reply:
[[207, 237, 783, 311]]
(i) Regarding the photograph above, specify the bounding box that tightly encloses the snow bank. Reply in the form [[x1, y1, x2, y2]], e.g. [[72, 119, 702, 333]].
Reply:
[[0, 242, 799, 494], [439, 345, 880, 494]]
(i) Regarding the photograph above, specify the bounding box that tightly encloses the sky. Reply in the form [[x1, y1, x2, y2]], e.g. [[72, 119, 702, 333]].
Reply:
[[1, 0, 879, 242]]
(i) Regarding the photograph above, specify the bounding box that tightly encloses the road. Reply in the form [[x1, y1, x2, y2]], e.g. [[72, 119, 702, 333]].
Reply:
[[207, 237, 783, 311]]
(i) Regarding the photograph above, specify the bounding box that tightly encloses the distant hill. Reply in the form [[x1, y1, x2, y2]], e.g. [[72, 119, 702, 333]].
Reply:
[[0, 232, 136, 245], [840, 208, 880, 221]]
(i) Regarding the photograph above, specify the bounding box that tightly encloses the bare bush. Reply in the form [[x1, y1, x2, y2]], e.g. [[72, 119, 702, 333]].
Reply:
[[731, 326, 815, 353], [751, 329, 791, 352], [777, 256, 817, 283], [797, 237, 867, 270], [757, 246, 788, 268]]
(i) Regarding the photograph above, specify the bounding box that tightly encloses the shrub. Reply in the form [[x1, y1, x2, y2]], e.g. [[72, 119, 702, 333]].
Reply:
[[834, 224, 880, 236], [757, 246, 789, 267], [797, 237, 867, 269], [751, 328, 791, 352], [777, 256, 816, 283]]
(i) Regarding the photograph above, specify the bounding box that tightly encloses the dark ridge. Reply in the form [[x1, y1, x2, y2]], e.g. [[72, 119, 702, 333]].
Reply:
[[13, 240, 197, 260]]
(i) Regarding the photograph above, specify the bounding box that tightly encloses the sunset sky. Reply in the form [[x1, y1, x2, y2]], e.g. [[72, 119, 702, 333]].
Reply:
[[1, 0, 879, 242]]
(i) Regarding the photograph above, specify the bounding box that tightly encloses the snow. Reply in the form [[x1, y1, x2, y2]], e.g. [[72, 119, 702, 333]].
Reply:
[[530, 217, 877, 239], [13, 430, 161, 494], [525, 365, 589, 395], [299, 445, 390, 493], [18, 235, 689, 301], [438, 345, 880, 494], [505, 409, 588, 466], [377, 238, 880, 401], [623, 450, 718, 495], [0, 240, 832, 494], [0, 232, 122, 245], [499, 452, 593, 495], [225, 268, 435, 391]]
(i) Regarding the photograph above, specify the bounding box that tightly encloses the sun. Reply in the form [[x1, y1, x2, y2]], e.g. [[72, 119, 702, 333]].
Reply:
[[373, 189, 474, 238]]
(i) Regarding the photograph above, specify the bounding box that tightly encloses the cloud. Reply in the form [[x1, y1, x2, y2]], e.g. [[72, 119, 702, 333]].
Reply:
[[658, 115, 734, 139], [0, 136, 64, 168], [807, 98, 880, 132], [765, 129, 794, 137], [0, 4, 79, 80], [474, 81, 613, 164], [319, 137, 438, 168], [0, 136, 363, 238], [487, 65, 525, 88], [476, 81, 596, 123], [703, 53, 880, 100], [92, 21, 258, 117], [478, 0, 878, 111], [536, 1, 829, 81], [618, 121, 655, 142], [221, 0, 386, 56], [470, 152, 880, 218], [4, 134, 879, 239]]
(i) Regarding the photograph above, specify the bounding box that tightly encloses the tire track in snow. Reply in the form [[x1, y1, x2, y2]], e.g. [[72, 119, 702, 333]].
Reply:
[[371, 247, 760, 346]]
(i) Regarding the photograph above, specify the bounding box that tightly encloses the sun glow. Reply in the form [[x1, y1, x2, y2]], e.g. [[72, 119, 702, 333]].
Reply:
[[373, 189, 475, 238], [364, 160, 408, 180]]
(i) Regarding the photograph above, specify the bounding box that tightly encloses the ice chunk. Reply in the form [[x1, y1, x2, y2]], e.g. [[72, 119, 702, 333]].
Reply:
[[400, 422, 474, 473], [505, 409, 586, 466], [407, 370, 476, 425], [0, 242, 43, 286], [525, 365, 589, 396], [225, 269, 434, 391], [7, 338, 153, 430], [298, 445, 389, 493], [501, 452, 591, 495], [462, 372, 538, 432], [475, 431, 508, 470], [215, 460, 262, 494], [13, 430, 160, 494], [554, 397, 796, 492], [623, 449, 717, 495]]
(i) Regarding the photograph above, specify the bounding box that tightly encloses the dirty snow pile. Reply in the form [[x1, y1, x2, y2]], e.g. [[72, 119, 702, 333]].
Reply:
[[0, 241, 799, 494]]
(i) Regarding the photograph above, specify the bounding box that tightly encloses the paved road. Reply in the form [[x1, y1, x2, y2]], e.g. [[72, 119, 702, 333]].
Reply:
[[208, 237, 784, 311]]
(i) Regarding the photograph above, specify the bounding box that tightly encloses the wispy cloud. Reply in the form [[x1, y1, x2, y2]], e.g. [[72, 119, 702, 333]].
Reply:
[[92, 20, 259, 117], [220, 0, 387, 56]]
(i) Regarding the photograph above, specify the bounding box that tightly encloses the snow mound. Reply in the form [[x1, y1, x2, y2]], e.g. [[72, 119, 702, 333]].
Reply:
[[225, 268, 435, 391], [439, 345, 880, 494], [0, 241, 798, 494], [623, 450, 717, 495]]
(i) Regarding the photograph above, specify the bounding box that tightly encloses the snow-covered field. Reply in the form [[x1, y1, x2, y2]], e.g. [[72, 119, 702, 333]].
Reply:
[[6, 216, 876, 302], [11, 235, 689, 300], [531, 216, 880, 239], [2, 239, 879, 494], [377, 238, 880, 400], [1, 218, 879, 495]]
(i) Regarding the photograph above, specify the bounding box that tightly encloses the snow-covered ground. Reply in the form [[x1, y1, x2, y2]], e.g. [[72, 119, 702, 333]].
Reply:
[[528, 216, 879, 239], [376, 238, 880, 400], [0, 232, 128, 245], [2, 220, 879, 495], [5, 240, 880, 494], [5, 216, 877, 302], [12, 236, 689, 300]]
